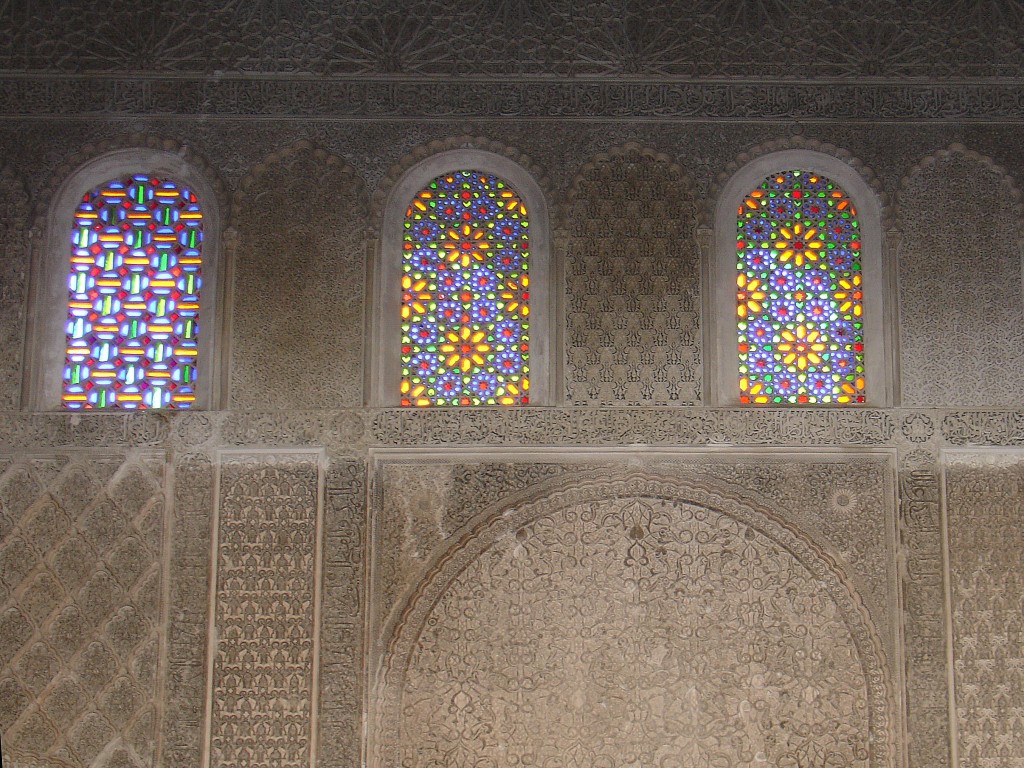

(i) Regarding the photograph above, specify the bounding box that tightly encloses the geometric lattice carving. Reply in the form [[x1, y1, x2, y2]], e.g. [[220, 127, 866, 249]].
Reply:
[[377, 473, 894, 768], [945, 452, 1024, 768], [898, 149, 1024, 406], [207, 451, 322, 768], [565, 149, 700, 404], [231, 145, 366, 409], [0, 453, 166, 768], [0, 165, 29, 411]]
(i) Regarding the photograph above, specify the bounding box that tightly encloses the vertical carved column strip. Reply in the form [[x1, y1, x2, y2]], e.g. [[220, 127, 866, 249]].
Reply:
[[161, 451, 215, 768], [317, 457, 367, 766], [204, 450, 324, 768], [898, 460, 949, 768]]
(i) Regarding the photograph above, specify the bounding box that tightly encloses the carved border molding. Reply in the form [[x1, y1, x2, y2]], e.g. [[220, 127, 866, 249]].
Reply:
[[3, 408, 1024, 452], [374, 469, 897, 768], [4, 77, 1024, 122]]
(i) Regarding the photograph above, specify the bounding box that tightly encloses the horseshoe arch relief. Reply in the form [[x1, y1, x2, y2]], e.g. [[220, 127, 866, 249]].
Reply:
[[373, 472, 896, 768]]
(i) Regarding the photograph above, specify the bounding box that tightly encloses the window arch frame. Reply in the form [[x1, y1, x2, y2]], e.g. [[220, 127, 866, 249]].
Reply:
[[370, 149, 554, 407], [23, 147, 226, 412], [709, 150, 893, 407]]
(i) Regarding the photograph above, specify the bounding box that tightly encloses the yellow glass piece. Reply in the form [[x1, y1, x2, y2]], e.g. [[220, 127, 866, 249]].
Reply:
[[442, 224, 490, 268], [736, 274, 766, 319], [835, 275, 863, 316]]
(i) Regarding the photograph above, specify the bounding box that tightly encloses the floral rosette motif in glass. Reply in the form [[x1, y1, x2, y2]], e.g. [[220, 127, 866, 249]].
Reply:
[[736, 170, 865, 404], [401, 170, 529, 406]]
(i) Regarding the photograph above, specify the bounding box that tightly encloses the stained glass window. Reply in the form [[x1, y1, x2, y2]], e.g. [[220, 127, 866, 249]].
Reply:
[[401, 170, 529, 406], [63, 174, 204, 409], [736, 170, 865, 404]]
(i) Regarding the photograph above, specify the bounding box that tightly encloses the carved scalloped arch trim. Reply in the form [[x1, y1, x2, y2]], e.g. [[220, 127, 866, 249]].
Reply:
[[31, 133, 228, 228], [560, 142, 695, 230], [896, 142, 1024, 222], [708, 136, 891, 228], [0, 164, 30, 225], [376, 468, 896, 768], [370, 135, 551, 229], [231, 139, 369, 228]]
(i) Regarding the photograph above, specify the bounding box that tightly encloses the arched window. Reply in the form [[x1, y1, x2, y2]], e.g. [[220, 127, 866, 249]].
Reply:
[[371, 149, 552, 407], [736, 170, 863, 404], [401, 170, 530, 406], [23, 148, 224, 411], [63, 174, 204, 409], [712, 150, 891, 406]]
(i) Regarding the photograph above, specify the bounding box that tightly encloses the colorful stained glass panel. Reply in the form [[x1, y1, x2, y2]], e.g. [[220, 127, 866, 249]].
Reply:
[[737, 170, 865, 404], [401, 170, 529, 406], [63, 174, 204, 409]]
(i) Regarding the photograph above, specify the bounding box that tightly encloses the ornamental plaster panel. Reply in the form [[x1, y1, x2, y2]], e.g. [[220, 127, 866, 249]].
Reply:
[[0, 451, 169, 768], [372, 468, 897, 768], [0, 164, 30, 411], [897, 458, 948, 768], [564, 146, 701, 405], [230, 142, 368, 409], [161, 451, 214, 768], [897, 147, 1024, 407], [371, 451, 899, 666], [943, 451, 1024, 768], [205, 450, 325, 768], [316, 457, 366, 768]]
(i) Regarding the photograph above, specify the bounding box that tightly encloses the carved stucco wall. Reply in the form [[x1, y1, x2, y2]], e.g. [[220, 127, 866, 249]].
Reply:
[[944, 452, 1024, 768], [206, 451, 323, 768], [373, 454, 897, 661], [373, 469, 896, 768], [2, 0, 1020, 79], [0, 165, 28, 410], [897, 149, 1024, 407], [564, 148, 701, 404], [230, 143, 367, 410], [3, 3, 1024, 767], [0, 452, 168, 768]]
